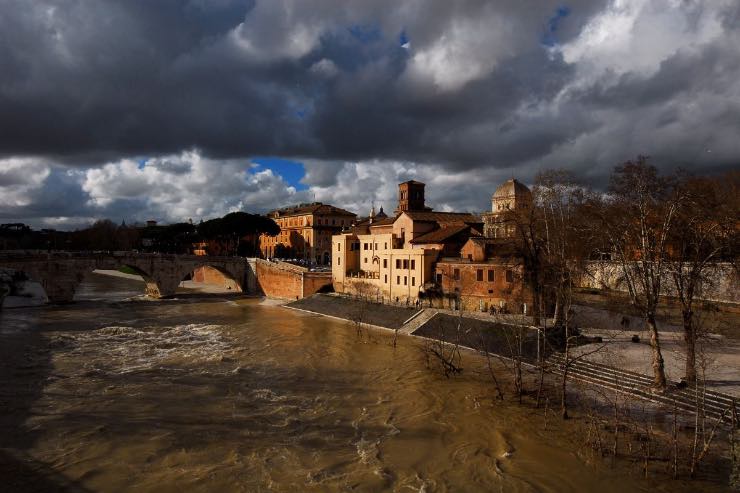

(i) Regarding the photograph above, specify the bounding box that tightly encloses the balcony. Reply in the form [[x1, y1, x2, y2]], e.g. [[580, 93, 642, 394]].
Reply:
[[346, 270, 380, 280]]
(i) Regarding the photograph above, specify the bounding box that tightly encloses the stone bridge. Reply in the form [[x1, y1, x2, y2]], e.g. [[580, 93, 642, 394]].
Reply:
[[0, 251, 257, 303]]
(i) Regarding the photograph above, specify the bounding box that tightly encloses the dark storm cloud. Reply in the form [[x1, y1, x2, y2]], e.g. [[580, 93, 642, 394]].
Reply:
[[1, 0, 738, 227], [0, 0, 610, 165]]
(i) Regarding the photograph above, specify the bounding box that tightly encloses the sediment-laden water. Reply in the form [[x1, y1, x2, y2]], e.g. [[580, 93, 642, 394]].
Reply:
[[0, 273, 724, 492]]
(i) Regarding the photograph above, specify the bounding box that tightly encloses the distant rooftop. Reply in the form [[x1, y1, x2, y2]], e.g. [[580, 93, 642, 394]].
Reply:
[[268, 202, 356, 218]]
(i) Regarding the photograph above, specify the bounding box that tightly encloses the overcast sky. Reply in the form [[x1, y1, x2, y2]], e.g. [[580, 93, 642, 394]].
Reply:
[[1, 0, 738, 229]]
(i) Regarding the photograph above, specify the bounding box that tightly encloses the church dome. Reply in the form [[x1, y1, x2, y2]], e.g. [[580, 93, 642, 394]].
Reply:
[[492, 179, 531, 199]]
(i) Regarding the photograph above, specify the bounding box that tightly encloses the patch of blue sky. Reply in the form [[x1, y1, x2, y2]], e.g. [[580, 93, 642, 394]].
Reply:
[[399, 29, 410, 49], [137, 158, 148, 169], [250, 157, 308, 191], [348, 24, 382, 44], [541, 6, 571, 47]]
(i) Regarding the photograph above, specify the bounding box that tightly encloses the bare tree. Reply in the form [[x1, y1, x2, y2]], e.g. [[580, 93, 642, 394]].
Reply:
[[503, 197, 546, 326], [350, 280, 378, 340], [535, 169, 592, 327], [423, 326, 464, 378], [668, 172, 738, 384], [590, 157, 681, 390]]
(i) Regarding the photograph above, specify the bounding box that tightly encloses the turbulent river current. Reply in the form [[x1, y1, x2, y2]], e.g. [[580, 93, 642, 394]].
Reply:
[[0, 273, 724, 492]]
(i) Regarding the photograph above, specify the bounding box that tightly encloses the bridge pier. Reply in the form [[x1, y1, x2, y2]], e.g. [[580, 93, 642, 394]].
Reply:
[[43, 279, 79, 303], [151, 277, 180, 298]]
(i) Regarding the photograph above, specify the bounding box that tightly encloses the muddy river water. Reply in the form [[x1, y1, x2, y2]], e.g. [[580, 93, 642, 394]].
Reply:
[[0, 274, 724, 492]]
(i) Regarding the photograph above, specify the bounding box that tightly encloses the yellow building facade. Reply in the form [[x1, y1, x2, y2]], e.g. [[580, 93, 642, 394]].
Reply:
[[332, 181, 482, 303]]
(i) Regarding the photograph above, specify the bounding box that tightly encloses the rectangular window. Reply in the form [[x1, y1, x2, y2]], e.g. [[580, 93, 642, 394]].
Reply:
[[383, 259, 387, 268], [397, 276, 400, 285], [402, 259, 408, 269], [374, 243, 378, 250], [488, 270, 494, 282], [506, 270, 514, 283], [411, 259, 415, 270], [396, 259, 401, 269], [384, 242, 388, 249], [338, 258, 341, 266], [454, 268, 460, 281], [337, 243, 341, 251], [436, 273, 442, 284], [364, 258, 368, 263], [476, 269, 483, 281], [411, 277, 415, 286], [384, 275, 388, 283], [364, 243, 368, 250], [404, 276, 407, 286]]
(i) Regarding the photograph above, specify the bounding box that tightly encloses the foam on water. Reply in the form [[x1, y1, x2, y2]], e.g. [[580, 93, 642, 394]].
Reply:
[[57, 323, 233, 375]]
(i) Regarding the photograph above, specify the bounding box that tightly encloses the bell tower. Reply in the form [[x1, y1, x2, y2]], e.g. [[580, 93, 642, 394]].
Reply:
[[394, 180, 429, 214]]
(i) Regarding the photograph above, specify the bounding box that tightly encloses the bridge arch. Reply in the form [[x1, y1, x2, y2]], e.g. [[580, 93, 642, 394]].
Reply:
[[117, 264, 164, 298], [0, 268, 49, 306], [181, 264, 243, 293]]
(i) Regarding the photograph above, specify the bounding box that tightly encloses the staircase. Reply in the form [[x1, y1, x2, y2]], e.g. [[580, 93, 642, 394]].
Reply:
[[547, 352, 737, 422], [399, 309, 439, 334]]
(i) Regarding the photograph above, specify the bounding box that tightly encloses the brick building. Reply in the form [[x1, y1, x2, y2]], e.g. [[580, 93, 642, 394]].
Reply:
[[332, 181, 483, 303], [260, 203, 356, 265], [434, 237, 532, 312]]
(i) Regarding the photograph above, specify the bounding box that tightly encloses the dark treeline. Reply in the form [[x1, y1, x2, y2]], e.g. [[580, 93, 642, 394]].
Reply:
[[0, 212, 279, 256]]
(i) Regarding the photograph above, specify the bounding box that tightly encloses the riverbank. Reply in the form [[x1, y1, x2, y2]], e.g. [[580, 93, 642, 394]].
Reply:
[[286, 294, 740, 399], [285, 294, 738, 486], [286, 294, 417, 331]]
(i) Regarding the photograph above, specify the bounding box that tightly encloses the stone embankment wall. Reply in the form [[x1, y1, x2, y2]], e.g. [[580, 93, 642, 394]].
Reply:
[[254, 259, 331, 300], [578, 261, 739, 304]]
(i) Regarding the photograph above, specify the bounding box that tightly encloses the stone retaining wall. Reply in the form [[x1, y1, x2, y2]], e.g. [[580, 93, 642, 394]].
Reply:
[[578, 261, 739, 304], [255, 259, 331, 300]]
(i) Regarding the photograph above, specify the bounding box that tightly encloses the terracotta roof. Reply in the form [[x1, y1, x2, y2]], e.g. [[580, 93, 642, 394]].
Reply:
[[402, 211, 482, 224], [268, 202, 356, 218], [368, 217, 396, 227], [410, 224, 473, 244]]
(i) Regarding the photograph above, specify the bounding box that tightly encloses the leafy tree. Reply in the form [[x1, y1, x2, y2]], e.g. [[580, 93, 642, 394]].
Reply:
[[197, 212, 279, 256]]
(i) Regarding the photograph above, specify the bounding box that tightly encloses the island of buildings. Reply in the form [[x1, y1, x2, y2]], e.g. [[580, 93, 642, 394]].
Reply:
[[332, 179, 533, 313]]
